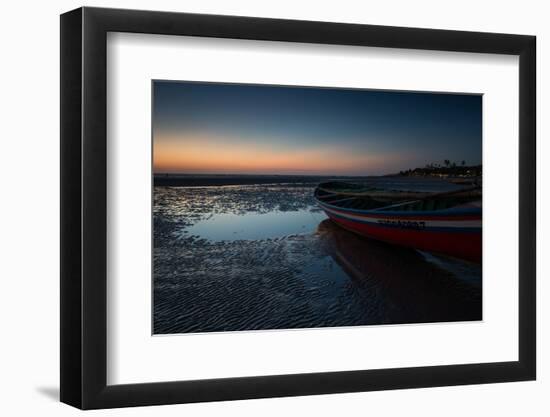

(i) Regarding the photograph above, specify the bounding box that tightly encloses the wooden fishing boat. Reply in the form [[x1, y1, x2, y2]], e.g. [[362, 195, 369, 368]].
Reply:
[[314, 181, 482, 262]]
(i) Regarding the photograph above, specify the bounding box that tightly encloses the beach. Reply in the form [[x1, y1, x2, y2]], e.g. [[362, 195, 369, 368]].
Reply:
[[153, 176, 481, 334]]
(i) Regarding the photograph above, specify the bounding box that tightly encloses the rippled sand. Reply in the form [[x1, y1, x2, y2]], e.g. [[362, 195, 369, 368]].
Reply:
[[153, 184, 481, 334]]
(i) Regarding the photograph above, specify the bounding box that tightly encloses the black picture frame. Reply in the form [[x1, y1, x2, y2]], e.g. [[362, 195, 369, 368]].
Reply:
[[60, 6, 536, 410]]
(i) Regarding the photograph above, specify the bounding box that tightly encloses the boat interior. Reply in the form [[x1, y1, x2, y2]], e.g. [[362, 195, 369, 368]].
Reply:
[[315, 182, 482, 212]]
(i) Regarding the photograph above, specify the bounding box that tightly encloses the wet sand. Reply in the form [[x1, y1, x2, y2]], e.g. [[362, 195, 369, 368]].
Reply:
[[153, 182, 481, 334]]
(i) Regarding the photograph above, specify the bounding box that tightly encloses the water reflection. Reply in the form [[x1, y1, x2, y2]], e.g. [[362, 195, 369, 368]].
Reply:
[[317, 219, 482, 324], [185, 209, 327, 241]]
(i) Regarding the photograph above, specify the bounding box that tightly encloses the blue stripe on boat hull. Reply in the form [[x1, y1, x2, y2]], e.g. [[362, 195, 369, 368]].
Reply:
[[315, 198, 481, 217]]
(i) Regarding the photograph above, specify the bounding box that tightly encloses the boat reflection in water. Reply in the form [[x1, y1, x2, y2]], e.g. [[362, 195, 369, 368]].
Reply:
[[316, 219, 482, 324]]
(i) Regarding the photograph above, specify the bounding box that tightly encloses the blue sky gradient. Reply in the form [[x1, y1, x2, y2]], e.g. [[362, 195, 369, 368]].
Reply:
[[153, 81, 482, 175]]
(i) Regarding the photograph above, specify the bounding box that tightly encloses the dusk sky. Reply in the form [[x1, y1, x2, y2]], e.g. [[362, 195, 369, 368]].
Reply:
[[153, 81, 482, 176]]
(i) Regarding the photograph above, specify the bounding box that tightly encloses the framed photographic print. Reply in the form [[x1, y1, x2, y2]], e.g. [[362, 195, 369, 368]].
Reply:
[[60, 7, 536, 409]]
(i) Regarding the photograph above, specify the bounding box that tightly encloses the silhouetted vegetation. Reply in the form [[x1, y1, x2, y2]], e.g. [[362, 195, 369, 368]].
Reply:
[[398, 161, 482, 178]]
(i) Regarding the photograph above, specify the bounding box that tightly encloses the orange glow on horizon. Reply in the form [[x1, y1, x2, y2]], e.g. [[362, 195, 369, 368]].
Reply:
[[153, 133, 412, 175]]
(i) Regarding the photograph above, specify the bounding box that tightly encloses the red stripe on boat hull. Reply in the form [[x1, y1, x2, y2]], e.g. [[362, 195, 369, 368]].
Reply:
[[327, 208, 480, 222], [326, 212, 481, 263]]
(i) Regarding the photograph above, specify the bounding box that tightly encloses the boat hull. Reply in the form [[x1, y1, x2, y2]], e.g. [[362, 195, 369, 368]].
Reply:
[[318, 202, 481, 263]]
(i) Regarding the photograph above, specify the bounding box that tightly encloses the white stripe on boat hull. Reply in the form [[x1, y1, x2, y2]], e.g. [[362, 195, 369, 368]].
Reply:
[[319, 204, 481, 230]]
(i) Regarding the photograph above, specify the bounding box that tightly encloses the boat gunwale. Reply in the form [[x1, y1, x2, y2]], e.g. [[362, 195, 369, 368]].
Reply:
[[315, 196, 482, 218], [314, 182, 482, 218]]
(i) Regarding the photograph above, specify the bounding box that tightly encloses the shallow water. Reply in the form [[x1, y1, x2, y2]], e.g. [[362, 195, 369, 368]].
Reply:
[[185, 209, 327, 241], [153, 180, 481, 334]]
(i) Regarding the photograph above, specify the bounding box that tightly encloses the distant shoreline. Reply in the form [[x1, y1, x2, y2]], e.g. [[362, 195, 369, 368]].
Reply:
[[154, 174, 373, 187], [153, 173, 454, 187]]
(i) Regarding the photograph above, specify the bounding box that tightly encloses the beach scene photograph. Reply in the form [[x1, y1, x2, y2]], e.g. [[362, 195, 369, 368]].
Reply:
[[152, 81, 482, 335]]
